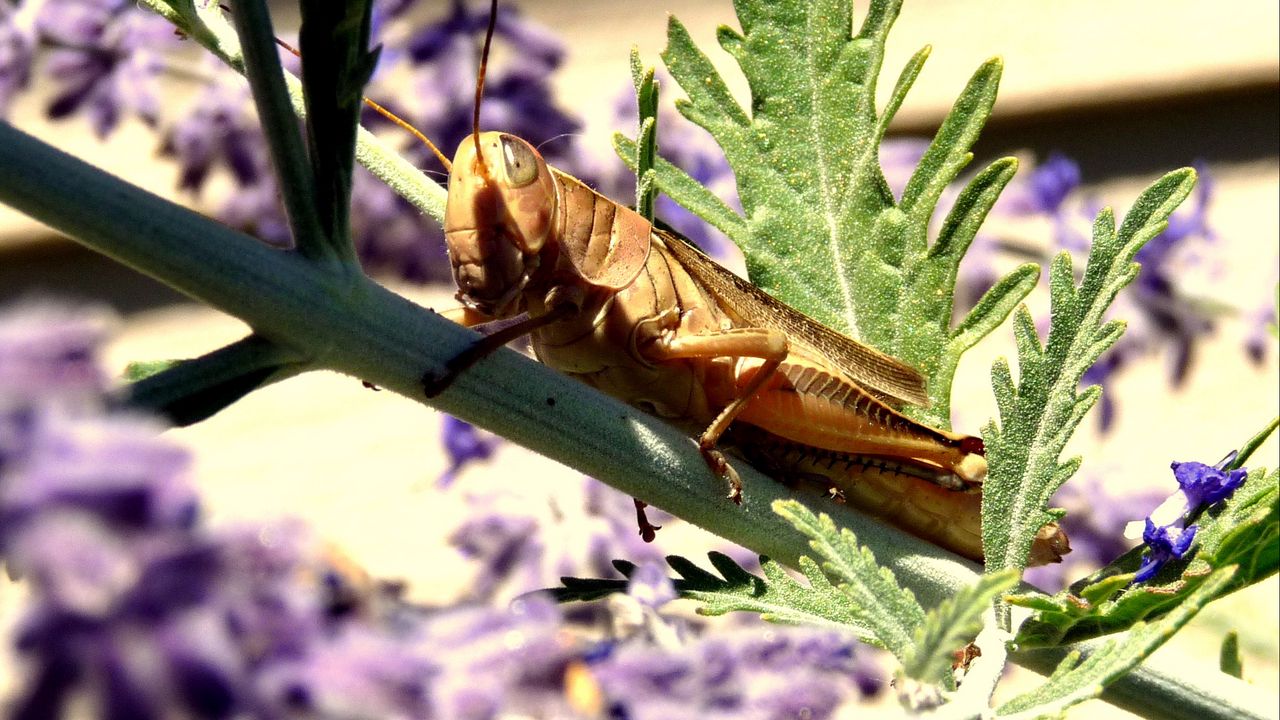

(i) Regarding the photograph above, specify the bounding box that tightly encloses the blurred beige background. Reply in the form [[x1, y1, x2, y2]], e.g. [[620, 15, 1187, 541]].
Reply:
[[1, 1, 1277, 717]]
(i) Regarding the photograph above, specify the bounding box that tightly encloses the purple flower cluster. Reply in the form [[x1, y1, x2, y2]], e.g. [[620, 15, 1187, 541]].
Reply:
[[1, 301, 882, 718], [0, 0, 178, 135], [589, 624, 881, 720], [1133, 456, 1247, 583]]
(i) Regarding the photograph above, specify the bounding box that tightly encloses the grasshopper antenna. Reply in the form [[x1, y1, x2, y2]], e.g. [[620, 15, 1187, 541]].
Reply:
[[472, 0, 499, 175], [273, 37, 452, 172]]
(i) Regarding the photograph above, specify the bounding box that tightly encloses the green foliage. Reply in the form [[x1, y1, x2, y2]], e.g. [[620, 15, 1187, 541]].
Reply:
[[554, 552, 880, 644], [1220, 630, 1243, 679], [122, 359, 182, 382], [620, 0, 1035, 426], [996, 567, 1237, 718], [630, 47, 659, 221], [298, 0, 378, 254], [124, 336, 306, 426], [981, 170, 1197, 575], [900, 569, 1018, 683], [773, 500, 924, 658], [1009, 465, 1277, 647]]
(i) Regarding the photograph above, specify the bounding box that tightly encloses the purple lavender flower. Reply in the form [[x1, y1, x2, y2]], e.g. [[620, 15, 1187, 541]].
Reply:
[[1134, 519, 1197, 583], [438, 413, 501, 487], [161, 78, 264, 192], [588, 626, 879, 720], [1172, 460, 1248, 511], [0, 1, 36, 116], [999, 152, 1081, 218], [33, 0, 177, 136], [627, 561, 677, 610]]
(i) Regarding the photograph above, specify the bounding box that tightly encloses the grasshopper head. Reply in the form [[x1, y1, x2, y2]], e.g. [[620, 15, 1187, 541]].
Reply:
[[443, 131, 558, 318]]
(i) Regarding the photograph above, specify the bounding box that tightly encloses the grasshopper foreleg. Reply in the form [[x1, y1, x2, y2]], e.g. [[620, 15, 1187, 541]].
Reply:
[[423, 290, 580, 398], [645, 328, 789, 504]]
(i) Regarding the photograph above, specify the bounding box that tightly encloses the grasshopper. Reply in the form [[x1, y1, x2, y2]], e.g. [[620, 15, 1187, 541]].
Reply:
[[417, 2, 1068, 566]]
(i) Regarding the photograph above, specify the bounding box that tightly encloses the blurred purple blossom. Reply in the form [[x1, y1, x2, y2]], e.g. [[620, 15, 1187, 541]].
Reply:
[[1, 301, 880, 718], [1081, 163, 1219, 431], [161, 79, 264, 192], [1023, 476, 1164, 592], [0, 1, 36, 114], [588, 626, 880, 720], [1000, 153, 1081, 218], [437, 414, 500, 487], [26, 0, 178, 135], [1243, 273, 1277, 363], [626, 561, 677, 610], [443, 474, 671, 605]]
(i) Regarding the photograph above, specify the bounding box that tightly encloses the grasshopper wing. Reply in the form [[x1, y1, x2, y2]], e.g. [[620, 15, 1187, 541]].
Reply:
[[655, 228, 929, 408]]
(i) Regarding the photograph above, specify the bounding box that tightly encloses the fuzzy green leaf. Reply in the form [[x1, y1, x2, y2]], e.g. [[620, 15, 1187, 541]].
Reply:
[[982, 169, 1197, 575], [1009, 465, 1277, 647], [614, 134, 748, 240], [900, 569, 1018, 682], [774, 499, 924, 659], [552, 552, 878, 643], [997, 566, 1236, 717], [641, 0, 1033, 427], [631, 46, 659, 220]]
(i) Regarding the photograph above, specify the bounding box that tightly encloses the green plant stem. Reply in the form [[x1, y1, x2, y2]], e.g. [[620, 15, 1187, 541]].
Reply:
[[1014, 644, 1275, 720], [139, 0, 446, 224], [228, 0, 328, 260], [0, 122, 1267, 720]]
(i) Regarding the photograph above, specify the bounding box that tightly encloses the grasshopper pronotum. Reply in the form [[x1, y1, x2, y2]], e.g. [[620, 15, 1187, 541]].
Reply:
[[416, 1, 1068, 565]]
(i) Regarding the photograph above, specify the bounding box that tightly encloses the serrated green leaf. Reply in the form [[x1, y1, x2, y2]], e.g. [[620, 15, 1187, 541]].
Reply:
[[774, 499, 924, 658], [983, 169, 1197, 577], [551, 551, 879, 643], [997, 567, 1236, 718], [1010, 465, 1277, 647], [614, 134, 747, 241], [951, 263, 1039, 351], [639, 0, 1024, 428], [900, 569, 1018, 682]]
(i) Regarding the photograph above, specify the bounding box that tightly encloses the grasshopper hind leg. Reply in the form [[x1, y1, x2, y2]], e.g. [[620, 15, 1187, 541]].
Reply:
[[644, 328, 790, 505]]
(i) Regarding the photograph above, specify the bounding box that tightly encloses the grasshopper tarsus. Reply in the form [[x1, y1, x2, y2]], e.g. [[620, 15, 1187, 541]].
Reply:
[[633, 498, 661, 543], [426, 302, 579, 398]]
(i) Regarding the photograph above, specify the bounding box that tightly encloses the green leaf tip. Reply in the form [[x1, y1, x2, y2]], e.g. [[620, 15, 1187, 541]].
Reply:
[[900, 569, 1018, 683], [982, 168, 1197, 578], [773, 499, 924, 659]]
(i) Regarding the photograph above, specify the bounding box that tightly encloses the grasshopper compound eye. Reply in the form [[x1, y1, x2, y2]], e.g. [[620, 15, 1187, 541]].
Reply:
[[500, 134, 539, 187]]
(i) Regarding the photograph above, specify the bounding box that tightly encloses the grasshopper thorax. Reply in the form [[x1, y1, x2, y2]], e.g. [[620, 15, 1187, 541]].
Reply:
[[444, 131, 558, 318]]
